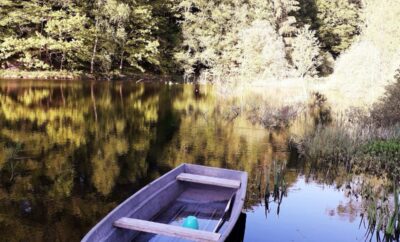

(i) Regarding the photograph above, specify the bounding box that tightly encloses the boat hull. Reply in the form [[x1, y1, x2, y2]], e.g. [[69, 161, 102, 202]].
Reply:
[[81, 164, 247, 242]]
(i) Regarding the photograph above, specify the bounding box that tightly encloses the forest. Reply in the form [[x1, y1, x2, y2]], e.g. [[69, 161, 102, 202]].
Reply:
[[0, 0, 398, 85]]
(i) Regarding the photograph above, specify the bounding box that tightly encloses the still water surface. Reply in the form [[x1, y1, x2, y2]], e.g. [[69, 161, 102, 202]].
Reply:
[[0, 80, 369, 241]]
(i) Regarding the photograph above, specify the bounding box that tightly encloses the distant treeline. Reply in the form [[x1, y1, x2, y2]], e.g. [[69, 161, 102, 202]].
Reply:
[[0, 0, 398, 80]]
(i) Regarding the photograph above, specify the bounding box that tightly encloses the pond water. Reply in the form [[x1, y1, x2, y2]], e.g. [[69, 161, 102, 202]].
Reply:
[[0, 80, 374, 241]]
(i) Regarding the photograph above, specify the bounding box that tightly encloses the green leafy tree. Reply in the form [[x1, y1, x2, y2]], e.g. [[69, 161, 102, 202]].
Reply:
[[176, 0, 294, 81], [89, 0, 160, 74], [45, 10, 90, 70], [330, 0, 400, 103], [0, 0, 163, 74], [268, 0, 300, 50], [315, 0, 361, 55]]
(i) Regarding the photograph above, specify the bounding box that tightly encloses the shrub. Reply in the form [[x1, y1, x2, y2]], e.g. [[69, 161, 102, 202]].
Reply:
[[371, 71, 400, 126], [356, 139, 400, 180]]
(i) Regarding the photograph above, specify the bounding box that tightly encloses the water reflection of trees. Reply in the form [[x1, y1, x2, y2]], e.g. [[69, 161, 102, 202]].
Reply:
[[0, 82, 301, 241], [0, 82, 326, 241], [0, 81, 396, 241], [0, 82, 169, 241]]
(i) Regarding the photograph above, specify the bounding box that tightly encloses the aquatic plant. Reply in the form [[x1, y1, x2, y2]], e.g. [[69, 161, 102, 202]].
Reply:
[[297, 122, 357, 166], [362, 140, 400, 158], [357, 139, 400, 181], [249, 161, 288, 218], [361, 182, 400, 242]]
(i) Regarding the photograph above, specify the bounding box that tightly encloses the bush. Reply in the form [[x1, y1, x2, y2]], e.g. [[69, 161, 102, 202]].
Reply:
[[371, 71, 400, 126]]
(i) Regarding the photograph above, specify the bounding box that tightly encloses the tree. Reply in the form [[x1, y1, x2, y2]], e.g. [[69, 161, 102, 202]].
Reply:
[[362, 0, 400, 71], [268, 0, 300, 51], [89, 0, 160, 74], [330, 0, 400, 103], [238, 20, 289, 80], [175, 0, 247, 80], [0, 0, 163, 74], [291, 25, 321, 77], [315, 0, 361, 55], [45, 10, 90, 70], [175, 0, 293, 81]]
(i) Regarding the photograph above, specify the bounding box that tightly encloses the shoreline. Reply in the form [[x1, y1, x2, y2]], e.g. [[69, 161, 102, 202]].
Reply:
[[0, 70, 177, 82], [0, 72, 390, 112]]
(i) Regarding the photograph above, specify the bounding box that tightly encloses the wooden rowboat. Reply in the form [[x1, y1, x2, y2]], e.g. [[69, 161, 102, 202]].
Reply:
[[81, 163, 248, 242]]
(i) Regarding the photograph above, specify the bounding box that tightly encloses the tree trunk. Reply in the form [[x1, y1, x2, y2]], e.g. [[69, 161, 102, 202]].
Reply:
[[60, 52, 65, 71], [91, 20, 99, 74], [119, 51, 124, 71], [119, 43, 125, 71]]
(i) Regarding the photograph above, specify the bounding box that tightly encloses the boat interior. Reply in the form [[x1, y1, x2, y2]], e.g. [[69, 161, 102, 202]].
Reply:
[[82, 164, 246, 242], [134, 183, 236, 242]]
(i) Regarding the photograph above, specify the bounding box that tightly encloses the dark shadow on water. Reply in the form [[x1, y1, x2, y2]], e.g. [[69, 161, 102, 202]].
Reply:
[[226, 213, 247, 242]]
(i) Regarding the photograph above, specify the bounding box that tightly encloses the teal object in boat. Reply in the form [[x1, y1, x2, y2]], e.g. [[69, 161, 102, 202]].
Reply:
[[182, 216, 199, 229]]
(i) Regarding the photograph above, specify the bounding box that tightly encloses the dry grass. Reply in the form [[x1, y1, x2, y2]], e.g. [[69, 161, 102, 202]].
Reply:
[[214, 75, 392, 114]]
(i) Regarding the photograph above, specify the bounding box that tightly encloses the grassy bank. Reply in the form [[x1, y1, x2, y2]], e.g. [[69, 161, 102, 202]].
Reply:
[[0, 70, 89, 80], [215, 71, 400, 178], [296, 74, 400, 179], [0, 70, 177, 82]]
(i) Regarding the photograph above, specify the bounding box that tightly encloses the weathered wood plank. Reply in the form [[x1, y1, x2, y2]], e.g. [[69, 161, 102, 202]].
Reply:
[[177, 173, 240, 189], [113, 217, 221, 242]]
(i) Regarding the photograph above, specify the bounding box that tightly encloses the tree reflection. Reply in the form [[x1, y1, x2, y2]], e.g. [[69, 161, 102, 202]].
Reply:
[[0, 82, 166, 241], [0, 81, 395, 241]]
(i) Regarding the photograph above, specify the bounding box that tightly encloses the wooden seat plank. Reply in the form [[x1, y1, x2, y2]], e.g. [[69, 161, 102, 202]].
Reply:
[[114, 217, 221, 242], [177, 173, 240, 189]]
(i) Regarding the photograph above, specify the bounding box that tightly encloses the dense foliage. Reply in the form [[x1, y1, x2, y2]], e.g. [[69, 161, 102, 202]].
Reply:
[[0, 0, 178, 75], [0, 0, 395, 80], [331, 0, 400, 93]]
